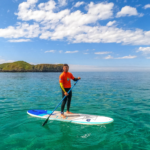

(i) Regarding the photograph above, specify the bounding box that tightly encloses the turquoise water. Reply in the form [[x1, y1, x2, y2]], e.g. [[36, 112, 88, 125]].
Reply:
[[0, 72, 150, 150]]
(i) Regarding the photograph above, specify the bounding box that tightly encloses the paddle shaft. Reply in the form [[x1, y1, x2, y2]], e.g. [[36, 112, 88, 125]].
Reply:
[[42, 80, 79, 126]]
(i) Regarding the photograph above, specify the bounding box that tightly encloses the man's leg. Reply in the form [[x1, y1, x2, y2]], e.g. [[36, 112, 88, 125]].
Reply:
[[61, 97, 67, 113], [66, 90, 73, 114], [61, 90, 67, 118]]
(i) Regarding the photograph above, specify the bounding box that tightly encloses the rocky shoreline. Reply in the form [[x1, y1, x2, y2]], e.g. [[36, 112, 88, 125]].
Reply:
[[0, 61, 63, 72]]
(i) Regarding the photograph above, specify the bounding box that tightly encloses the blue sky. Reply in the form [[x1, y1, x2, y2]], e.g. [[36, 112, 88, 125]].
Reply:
[[0, 0, 150, 71]]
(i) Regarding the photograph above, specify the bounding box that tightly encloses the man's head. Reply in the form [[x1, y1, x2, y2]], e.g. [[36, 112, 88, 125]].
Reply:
[[63, 64, 69, 72]]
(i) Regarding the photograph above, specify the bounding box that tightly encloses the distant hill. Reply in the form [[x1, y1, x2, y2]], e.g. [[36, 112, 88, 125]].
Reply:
[[0, 61, 63, 72]]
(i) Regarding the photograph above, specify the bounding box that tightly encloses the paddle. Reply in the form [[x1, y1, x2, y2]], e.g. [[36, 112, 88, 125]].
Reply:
[[42, 80, 79, 126]]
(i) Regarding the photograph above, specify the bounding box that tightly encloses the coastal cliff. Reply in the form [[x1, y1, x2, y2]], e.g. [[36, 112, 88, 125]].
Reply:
[[0, 61, 63, 72]]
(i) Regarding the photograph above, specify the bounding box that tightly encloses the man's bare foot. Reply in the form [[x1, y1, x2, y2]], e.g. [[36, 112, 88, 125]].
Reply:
[[66, 111, 74, 114], [60, 114, 66, 118]]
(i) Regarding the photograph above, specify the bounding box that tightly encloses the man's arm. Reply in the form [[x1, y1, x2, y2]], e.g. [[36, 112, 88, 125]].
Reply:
[[60, 83, 66, 93], [59, 75, 66, 93], [71, 73, 81, 81], [59, 75, 69, 96], [60, 83, 69, 96], [73, 78, 79, 81]]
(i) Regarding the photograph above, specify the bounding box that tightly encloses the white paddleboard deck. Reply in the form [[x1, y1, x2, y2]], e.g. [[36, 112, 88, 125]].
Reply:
[[27, 110, 114, 125]]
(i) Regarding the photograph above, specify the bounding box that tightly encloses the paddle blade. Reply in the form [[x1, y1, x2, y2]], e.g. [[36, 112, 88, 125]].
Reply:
[[42, 118, 49, 126]]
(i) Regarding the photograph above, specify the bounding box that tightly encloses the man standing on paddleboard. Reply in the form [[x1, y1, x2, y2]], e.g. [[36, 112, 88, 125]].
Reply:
[[59, 64, 81, 118]]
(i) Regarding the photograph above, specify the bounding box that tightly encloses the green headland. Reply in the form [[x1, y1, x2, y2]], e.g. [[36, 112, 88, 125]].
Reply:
[[0, 61, 63, 72]]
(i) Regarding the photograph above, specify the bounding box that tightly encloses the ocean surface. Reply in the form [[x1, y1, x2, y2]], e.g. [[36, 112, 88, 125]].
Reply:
[[0, 72, 150, 150]]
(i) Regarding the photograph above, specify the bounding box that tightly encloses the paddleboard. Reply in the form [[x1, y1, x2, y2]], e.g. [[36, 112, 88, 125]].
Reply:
[[27, 110, 113, 125]]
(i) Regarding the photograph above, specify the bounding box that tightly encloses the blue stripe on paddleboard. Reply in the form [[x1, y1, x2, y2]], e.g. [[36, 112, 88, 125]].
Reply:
[[27, 110, 53, 116]]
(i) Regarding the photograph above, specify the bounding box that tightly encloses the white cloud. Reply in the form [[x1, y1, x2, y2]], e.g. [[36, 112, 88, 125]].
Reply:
[[116, 6, 140, 17], [59, 50, 63, 53], [69, 64, 150, 72], [139, 13, 144, 17], [87, 2, 114, 20], [30, 62, 37, 65], [117, 55, 137, 59], [0, 59, 14, 64], [58, 0, 67, 6], [74, 1, 85, 7], [94, 56, 99, 59], [104, 55, 137, 59], [65, 50, 78, 53], [144, 4, 150, 9], [38, 0, 56, 11], [137, 47, 150, 54], [71, 27, 150, 45], [0, 1, 150, 46], [0, 23, 40, 38], [104, 55, 113, 59], [8, 39, 31, 42], [147, 57, 150, 59], [16, 0, 70, 23], [69, 64, 103, 71], [95, 51, 111, 55], [107, 20, 116, 26], [12, 0, 18, 2], [45, 50, 56, 53], [136, 4, 141, 8]]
